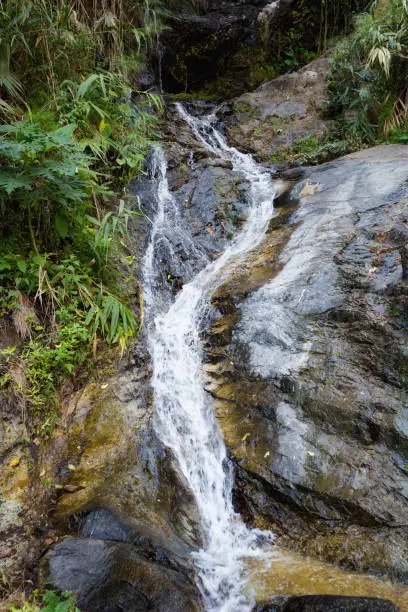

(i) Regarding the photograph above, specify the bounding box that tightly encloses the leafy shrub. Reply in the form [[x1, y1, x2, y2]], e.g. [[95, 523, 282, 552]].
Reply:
[[0, 1, 163, 438], [327, 0, 408, 144], [11, 589, 79, 612], [0, 121, 102, 245], [57, 73, 162, 181], [0, 120, 139, 433], [23, 313, 92, 432], [0, 0, 166, 104]]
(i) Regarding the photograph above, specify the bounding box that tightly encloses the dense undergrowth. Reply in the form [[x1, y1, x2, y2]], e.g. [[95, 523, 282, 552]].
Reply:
[[263, 0, 369, 77], [327, 0, 408, 146], [0, 0, 164, 436]]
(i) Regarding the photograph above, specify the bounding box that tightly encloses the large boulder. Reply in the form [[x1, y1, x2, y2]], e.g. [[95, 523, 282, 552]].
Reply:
[[222, 56, 332, 162], [47, 511, 201, 611]]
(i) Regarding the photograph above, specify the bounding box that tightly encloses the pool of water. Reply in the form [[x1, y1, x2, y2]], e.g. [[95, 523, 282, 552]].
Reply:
[[246, 548, 408, 610]]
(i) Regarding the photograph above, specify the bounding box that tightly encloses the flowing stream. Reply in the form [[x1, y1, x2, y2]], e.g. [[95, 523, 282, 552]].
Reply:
[[142, 105, 276, 611]]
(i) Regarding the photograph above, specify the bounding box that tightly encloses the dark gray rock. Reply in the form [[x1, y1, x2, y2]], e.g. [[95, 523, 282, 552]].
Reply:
[[47, 536, 201, 611], [159, 0, 296, 94], [255, 596, 399, 611]]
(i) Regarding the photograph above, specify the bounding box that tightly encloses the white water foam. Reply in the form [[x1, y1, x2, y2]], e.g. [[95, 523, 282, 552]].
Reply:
[[142, 104, 276, 611]]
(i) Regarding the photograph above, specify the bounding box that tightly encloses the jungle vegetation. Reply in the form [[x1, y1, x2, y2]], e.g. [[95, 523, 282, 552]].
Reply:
[[0, 0, 163, 435], [327, 0, 408, 146]]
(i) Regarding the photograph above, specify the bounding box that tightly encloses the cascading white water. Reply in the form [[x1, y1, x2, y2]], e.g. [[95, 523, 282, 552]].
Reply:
[[143, 104, 276, 611]]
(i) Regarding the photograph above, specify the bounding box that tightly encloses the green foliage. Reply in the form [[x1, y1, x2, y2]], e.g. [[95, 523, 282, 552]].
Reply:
[[327, 0, 408, 144], [269, 134, 350, 164], [262, 0, 368, 77], [23, 312, 92, 433], [85, 288, 138, 349], [0, 0, 167, 437], [0, 0, 167, 105], [0, 90, 144, 435], [0, 119, 139, 433], [10, 589, 79, 612], [294, 136, 351, 164], [90, 198, 139, 268], [0, 121, 100, 224], [57, 73, 162, 181]]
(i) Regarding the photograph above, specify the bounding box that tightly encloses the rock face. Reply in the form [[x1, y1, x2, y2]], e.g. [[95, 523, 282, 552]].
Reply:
[[41, 344, 204, 610], [256, 596, 399, 611], [159, 0, 296, 95], [206, 144, 408, 579], [38, 138, 258, 610], [222, 56, 331, 162], [48, 511, 200, 611], [3, 87, 408, 609], [0, 325, 37, 597]]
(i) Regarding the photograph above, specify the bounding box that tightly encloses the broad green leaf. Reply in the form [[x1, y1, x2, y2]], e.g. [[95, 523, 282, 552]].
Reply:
[[33, 255, 46, 266], [52, 124, 76, 144]]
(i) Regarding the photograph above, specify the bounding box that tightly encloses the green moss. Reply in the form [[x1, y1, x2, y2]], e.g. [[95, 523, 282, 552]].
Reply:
[[233, 101, 252, 115], [166, 91, 218, 102], [269, 146, 294, 162], [269, 136, 350, 165]]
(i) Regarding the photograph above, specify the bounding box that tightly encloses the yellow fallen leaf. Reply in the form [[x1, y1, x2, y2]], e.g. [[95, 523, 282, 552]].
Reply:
[[242, 433, 250, 442], [9, 458, 20, 468], [264, 451, 270, 459], [101, 383, 109, 390], [68, 463, 76, 471], [307, 451, 315, 457], [40, 469, 45, 477]]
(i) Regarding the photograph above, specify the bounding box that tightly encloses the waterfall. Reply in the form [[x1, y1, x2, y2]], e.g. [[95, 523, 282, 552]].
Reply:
[[142, 104, 276, 611]]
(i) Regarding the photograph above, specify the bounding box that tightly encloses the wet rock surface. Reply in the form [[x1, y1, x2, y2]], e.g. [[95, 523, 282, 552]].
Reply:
[[0, 324, 37, 596], [46, 140, 408, 608], [255, 596, 399, 611], [47, 510, 201, 611], [39, 343, 204, 609], [3, 93, 408, 611], [205, 145, 408, 579], [159, 0, 296, 95], [133, 121, 253, 293]]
